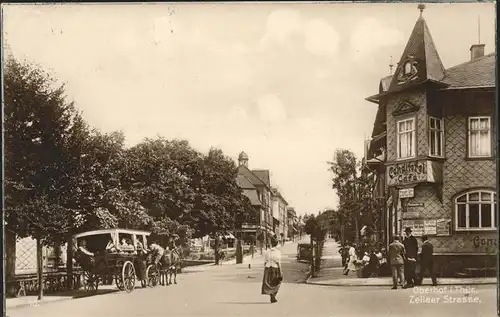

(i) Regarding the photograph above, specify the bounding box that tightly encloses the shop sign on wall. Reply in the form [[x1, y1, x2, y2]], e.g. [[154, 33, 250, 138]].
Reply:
[[407, 203, 424, 207], [401, 219, 437, 236], [424, 220, 437, 235], [387, 160, 441, 186], [402, 211, 420, 219], [472, 236, 497, 248], [435, 218, 451, 236], [399, 188, 414, 198]]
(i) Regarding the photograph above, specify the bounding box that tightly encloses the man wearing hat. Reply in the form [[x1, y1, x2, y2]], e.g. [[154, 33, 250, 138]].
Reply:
[[403, 227, 418, 288]]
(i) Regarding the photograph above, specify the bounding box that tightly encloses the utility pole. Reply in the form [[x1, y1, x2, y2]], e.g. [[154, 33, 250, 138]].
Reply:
[[36, 237, 44, 301]]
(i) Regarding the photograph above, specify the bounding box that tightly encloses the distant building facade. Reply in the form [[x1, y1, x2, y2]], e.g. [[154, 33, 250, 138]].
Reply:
[[271, 188, 289, 241], [287, 207, 299, 241], [236, 152, 274, 247]]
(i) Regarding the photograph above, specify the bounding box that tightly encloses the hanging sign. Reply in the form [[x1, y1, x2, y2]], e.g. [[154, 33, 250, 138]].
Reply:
[[399, 188, 414, 198]]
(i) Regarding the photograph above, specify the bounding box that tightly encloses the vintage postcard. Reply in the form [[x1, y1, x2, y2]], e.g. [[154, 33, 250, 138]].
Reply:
[[2, 2, 497, 317]]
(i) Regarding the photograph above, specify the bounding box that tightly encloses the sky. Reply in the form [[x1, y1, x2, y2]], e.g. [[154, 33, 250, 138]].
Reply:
[[2, 3, 495, 216]]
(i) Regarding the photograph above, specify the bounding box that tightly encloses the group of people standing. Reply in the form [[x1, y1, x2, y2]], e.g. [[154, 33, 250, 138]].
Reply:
[[388, 227, 437, 289], [338, 227, 438, 288], [340, 242, 388, 278]]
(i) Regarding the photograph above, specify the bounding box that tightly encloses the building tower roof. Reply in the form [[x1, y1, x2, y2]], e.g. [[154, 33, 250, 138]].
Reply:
[[388, 4, 446, 92], [238, 151, 249, 161]]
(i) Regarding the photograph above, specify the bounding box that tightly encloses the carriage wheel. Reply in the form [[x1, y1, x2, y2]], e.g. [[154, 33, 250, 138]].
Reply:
[[115, 275, 125, 291], [83, 272, 99, 293], [122, 261, 136, 293], [146, 265, 159, 287]]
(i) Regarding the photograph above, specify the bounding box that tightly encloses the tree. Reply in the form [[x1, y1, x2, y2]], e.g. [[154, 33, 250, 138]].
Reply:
[[3, 57, 86, 293], [328, 149, 375, 244], [3, 56, 142, 291], [304, 214, 328, 242], [191, 148, 251, 264], [123, 138, 199, 223]]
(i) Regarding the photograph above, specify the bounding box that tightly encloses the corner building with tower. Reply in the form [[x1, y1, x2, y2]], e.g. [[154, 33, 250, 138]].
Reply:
[[365, 6, 496, 277]]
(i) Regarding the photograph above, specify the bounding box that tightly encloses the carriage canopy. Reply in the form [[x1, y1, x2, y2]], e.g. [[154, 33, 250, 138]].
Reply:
[[73, 228, 152, 253]]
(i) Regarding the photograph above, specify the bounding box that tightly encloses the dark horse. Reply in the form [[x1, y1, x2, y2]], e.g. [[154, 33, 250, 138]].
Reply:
[[159, 249, 181, 285]]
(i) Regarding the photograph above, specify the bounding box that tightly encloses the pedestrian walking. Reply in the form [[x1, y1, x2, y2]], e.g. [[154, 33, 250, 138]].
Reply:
[[343, 242, 357, 276], [261, 236, 283, 303], [388, 236, 406, 289], [339, 242, 349, 268], [418, 235, 437, 286], [403, 227, 418, 288]]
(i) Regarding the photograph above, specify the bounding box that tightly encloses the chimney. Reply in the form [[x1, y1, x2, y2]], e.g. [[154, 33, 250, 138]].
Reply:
[[470, 44, 485, 61]]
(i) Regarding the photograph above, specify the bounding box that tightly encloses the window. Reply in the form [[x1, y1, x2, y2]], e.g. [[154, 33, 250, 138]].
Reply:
[[397, 118, 416, 159], [404, 62, 412, 75], [429, 116, 444, 157], [468, 117, 491, 157], [455, 190, 497, 231]]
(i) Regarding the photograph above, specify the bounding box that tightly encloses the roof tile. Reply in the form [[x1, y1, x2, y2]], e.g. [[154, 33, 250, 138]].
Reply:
[[440, 53, 495, 88]]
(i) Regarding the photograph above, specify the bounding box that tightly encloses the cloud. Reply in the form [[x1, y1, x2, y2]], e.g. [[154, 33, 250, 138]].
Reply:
[[257, 94, 287, 123], [349, 18, 404, 61], [260, 9, 340, 56], [260, 9, 302, 46], [304, 19, 340, 55]]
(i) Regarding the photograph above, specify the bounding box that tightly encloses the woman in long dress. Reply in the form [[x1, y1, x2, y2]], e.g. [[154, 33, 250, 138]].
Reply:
[[261, 236, 282, 303], [343, 243, 357, 276]]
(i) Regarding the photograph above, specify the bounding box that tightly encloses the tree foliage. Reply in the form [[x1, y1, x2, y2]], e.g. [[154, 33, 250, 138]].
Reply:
[[328, 149, 376, 243], [4, 55, 257, 271], [4, 56, 81, 243]]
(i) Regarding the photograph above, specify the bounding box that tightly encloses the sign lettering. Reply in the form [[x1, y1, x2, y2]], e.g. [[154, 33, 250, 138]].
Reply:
[[399, 188, 414, 198], [401, 219, 437, 236], [473, 236, 497, 248], [388, 160, 428, 186], [435, 219, 451, 236], [407, 203, 424, 207]]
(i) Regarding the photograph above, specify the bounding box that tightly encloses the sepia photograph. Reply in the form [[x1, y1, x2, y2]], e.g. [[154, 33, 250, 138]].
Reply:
[[2, 2, 497, 317]]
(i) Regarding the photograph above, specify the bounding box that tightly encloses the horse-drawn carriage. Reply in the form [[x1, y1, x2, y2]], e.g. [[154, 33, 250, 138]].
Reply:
[[73, 228, 160, 293]]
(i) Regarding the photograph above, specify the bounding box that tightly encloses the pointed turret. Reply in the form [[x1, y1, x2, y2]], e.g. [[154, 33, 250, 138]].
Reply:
[[388, 4, 446, 92]]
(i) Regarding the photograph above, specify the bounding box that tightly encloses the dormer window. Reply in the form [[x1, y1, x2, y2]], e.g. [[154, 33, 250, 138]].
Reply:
[[404, 61, 412, 75], [397, 57, 419, 84]]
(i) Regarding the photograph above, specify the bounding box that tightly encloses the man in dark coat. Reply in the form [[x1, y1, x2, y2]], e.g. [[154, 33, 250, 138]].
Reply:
[[403, 227, 418, 288], [419, 235, 437, 286]]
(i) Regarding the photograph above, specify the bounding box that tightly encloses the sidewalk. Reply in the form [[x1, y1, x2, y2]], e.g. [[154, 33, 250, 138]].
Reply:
[[6, 285, 119, 310], [306, 239, 497, 287], [8, 239, 304, 310]]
